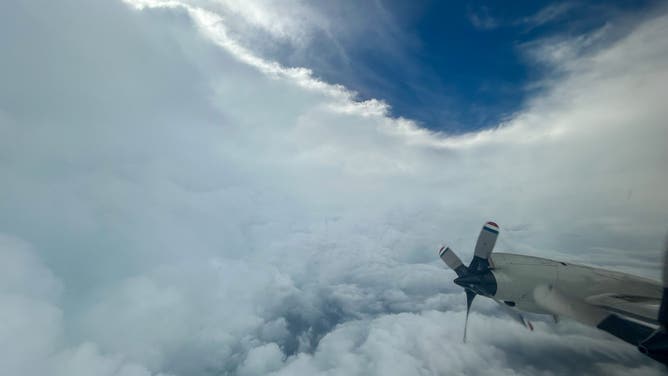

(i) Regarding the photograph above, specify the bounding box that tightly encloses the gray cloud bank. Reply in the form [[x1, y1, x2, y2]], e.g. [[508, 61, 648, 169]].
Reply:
[[1, 0, 667, 375]]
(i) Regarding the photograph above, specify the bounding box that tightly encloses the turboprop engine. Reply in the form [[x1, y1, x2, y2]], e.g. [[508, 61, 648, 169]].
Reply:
[[438, 222, 530, 341]]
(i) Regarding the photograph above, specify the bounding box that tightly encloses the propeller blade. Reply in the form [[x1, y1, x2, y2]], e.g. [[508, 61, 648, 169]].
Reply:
[[463, 289, 476, 343], [439, 246, 469, 277], [492, 298, 534, 331], [469, 221, 499, 272]]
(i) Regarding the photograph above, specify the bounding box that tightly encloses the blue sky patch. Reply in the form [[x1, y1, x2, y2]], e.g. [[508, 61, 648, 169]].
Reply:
[[271, 0, 659, 133]]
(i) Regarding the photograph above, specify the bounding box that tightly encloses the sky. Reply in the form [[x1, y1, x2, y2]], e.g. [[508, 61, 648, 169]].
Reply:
[[1, 1, 668, 375], [236, 0, 661, 132]]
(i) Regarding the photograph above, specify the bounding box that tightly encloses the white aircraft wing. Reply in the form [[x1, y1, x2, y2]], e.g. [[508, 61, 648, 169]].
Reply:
[[586, 293, 660, 325], [534, 284, 657, 346], [541, 260, 664, 327], [581, 269, 662, 326]]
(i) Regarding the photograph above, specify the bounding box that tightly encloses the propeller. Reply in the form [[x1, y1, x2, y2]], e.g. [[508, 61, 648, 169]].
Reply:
[[439, 221, 502, 342]]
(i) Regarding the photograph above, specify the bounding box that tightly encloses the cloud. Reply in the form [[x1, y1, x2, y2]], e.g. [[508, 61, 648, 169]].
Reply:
[[468, 6, 500, 30], [518, 3, 577, 29], [0, 234, 172, 376], [0, 0, 667, 375], [468, 3, 576, 31]]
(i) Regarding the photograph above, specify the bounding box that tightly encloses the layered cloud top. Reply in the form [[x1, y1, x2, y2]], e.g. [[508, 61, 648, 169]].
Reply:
[[1, 1, 667, 375]]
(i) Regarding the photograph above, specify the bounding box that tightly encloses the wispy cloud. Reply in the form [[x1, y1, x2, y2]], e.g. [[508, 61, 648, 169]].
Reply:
[[468, 2, 580, 31], [468, 5, 500, 30], [519, 2, 578, 29]]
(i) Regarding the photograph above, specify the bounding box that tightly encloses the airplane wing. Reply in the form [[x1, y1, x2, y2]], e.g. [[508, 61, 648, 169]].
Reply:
[[544, 261, 663, 328], [492, 298, 534, 331], [586, 293, 661, 325], [579, 268, 662, 327], [534, 285, 657, 346]]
